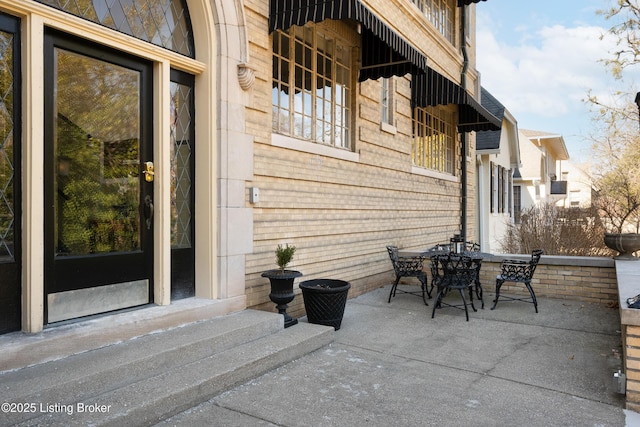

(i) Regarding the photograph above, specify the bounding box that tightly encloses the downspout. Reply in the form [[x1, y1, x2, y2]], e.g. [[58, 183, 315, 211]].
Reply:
[[460, 4, 469, 241]]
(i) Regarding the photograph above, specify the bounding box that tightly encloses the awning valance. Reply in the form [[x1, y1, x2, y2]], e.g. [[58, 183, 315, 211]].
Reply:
[[269, 0, 428, 82], [411, 68, 501, 132], [458, 0, 487, 6]]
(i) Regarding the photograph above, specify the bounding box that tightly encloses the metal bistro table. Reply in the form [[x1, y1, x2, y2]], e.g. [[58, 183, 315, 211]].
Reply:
[[398, 244, 491, 310]]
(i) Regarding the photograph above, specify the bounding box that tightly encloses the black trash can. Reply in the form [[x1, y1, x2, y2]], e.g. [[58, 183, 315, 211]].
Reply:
[[299, 279, 351, 330]]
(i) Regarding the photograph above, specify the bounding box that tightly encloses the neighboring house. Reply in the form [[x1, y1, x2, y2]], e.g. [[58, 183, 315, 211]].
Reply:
[[514, 129, 571, 218], [475, 87, 521, 254], [0, 0, 498, 334], [556, 161, 594, 209]]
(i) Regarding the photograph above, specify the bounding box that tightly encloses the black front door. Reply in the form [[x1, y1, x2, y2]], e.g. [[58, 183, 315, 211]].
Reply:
[[44, 29, 154, 323], [0, 13, 21, 334]]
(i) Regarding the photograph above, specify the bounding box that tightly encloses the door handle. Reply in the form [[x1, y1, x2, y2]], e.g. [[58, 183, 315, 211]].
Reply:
[[143, 161, 154, 182], [144, 195, 154, 230]]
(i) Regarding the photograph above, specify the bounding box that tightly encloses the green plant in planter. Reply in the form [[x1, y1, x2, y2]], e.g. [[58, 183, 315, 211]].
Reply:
[[275, 244, 296, 271]]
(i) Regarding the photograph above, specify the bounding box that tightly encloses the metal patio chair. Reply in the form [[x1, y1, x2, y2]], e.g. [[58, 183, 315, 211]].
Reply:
[[462, 241, 484, 309], [386, 246, 431, 305], [430, 254, 479, 321], [491, 249, 544, 313]]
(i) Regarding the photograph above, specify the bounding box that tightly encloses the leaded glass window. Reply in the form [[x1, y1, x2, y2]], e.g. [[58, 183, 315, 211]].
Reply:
[[37, 0, 194, 57], [170, 78, 193, 249], [0, 24, 16, 260]]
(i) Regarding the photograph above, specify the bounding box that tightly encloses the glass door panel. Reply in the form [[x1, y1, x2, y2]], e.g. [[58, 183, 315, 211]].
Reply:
[[55, 49, 142, 256]]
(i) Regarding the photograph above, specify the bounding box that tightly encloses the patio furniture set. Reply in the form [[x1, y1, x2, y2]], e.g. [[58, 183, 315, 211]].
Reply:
[[386, 241, 544, 321]]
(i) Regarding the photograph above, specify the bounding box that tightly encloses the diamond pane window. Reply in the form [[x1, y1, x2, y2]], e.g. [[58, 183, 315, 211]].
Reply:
[[170, 80, 193, 248], [37, 0, 194, 58], [0, 28, 15, 260]]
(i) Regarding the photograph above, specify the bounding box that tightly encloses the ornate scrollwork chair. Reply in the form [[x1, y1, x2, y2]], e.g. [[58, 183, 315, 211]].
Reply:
[[386, 246, 430, 305], [430, 254, 479, 321], [463, 241, 481, 252], [491, 249, 544, 312], [462, 241, 484, 308]]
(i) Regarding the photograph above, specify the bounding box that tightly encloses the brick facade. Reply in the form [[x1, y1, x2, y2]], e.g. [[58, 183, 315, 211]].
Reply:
[[244, 0, 482, 315]]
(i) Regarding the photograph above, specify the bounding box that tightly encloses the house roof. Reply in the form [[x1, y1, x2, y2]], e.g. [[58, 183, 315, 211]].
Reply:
[[476, 87, 506, 151], [520, 128, 570, 160]]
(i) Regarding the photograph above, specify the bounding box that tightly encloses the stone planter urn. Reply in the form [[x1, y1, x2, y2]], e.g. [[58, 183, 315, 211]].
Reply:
[[262, 269, 303, 328], [299, 279, 351, 330], [604, 233, 640, 261]]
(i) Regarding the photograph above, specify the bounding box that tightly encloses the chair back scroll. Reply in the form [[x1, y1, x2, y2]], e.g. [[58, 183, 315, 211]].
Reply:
[[440, 255, 476, 289], [528, 249, 544, 277], [463, 241, 481, 253], [500, 249, 544, 282], [387, 246, 425, 276], [387, 245, 399, 263]]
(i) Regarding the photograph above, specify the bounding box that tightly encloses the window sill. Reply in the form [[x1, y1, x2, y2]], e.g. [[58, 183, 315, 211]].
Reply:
[[411, 166, 459, 182], [271, 133, 360, 163], [380, 122, 397, 135]]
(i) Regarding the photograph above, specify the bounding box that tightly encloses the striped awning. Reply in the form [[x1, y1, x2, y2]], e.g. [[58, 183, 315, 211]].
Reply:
[[269, 0, 428, 82], [411, 68, 501, 132], [458, 0, 487, 6]]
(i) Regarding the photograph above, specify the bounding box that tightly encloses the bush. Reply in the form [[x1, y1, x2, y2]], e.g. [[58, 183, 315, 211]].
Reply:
[[500, 204, 614, 256]]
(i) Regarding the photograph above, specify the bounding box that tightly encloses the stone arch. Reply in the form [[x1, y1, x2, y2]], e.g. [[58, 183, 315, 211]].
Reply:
[[188, 0, 254, 303]]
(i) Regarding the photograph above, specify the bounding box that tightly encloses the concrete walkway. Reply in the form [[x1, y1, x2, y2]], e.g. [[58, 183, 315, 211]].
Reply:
[[159, 286, 630, 427]]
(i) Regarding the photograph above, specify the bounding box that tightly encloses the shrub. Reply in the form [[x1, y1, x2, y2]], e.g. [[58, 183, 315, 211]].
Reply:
[[500, 203, 613, 256]]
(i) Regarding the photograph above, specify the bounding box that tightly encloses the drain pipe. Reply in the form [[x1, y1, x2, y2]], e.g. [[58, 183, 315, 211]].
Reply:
[[460, 4, 470, 241]]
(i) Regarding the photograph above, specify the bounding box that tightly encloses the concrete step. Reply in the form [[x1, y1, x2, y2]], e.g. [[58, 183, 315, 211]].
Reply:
[[0, 309, 334, 427], [0, 297, 250, 372]]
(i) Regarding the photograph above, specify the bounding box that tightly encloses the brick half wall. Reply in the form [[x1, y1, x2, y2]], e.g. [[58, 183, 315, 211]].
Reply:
[[479, 255, 617, 305]]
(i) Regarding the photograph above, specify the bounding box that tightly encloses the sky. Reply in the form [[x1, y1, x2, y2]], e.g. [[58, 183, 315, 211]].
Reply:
[[475, 0, 640, 162]]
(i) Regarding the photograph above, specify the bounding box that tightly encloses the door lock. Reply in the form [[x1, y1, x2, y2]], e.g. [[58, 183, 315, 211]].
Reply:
[[143, 161, 154, 182]]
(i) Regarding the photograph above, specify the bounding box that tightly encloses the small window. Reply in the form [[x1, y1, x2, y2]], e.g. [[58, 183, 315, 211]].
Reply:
[[412, 0, 455, 44], [412, 105, 456, 175], [502, 167, 508, 213], [381, 78, 394, 125], [272, 23, 354, 150], [513, 185, 522, 223], [490, 162, 497, 213]]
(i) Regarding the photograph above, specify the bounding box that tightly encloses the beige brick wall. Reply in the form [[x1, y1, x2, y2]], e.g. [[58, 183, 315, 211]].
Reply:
[[626, 325, 640, 411], [244, 0, 478, 317], [478, 261, 618, 305]]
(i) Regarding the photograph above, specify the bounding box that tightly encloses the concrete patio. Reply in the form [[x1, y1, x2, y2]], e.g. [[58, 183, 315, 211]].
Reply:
[[161, 286, 631, 426], [0, 284, 635, 426]]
